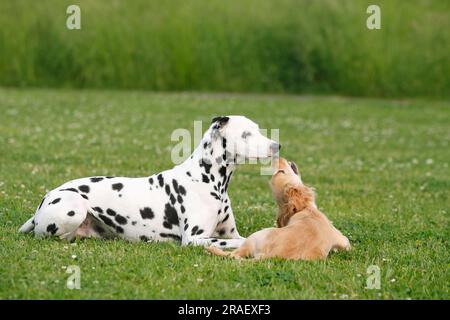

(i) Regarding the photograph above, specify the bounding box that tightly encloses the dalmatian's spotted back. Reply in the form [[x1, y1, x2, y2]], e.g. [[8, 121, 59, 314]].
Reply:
[[19, 116, 279, 248]]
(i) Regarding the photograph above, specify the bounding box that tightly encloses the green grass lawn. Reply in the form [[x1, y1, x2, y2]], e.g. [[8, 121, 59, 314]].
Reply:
[[0, 88, 448, 299]]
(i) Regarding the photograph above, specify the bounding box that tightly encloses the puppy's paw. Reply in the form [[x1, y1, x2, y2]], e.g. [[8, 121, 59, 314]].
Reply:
[[206, 245, 227, 257], [343, 237, 351, 251]]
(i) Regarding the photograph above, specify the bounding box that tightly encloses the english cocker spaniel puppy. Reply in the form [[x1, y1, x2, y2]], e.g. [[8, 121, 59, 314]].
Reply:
[[208, 157, 350, 260]]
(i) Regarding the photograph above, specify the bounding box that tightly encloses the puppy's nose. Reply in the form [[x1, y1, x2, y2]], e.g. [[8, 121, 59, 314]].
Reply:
[[270, 142, 281, 153]]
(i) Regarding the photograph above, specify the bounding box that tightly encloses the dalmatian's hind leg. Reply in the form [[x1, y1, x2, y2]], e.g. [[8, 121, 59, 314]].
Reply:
[[33, 192, 90, 241]]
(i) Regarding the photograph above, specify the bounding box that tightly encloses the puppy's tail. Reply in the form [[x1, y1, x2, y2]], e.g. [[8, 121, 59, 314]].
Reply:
[[19, 216, 35, 233], [207, 245, 232, 257]]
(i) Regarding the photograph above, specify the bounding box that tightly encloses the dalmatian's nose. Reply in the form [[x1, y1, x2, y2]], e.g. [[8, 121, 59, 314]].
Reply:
[[270, 142, 281, 153]]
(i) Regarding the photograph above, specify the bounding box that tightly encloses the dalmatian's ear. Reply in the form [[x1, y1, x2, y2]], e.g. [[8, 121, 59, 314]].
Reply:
[[211, 116, 230, 129]]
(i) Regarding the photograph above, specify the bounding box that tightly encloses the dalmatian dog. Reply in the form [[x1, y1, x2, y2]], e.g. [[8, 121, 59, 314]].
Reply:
[[19, 116, 280, 248]]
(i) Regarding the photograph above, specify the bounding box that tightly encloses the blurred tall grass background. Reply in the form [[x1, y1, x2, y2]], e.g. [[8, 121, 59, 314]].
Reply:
[[0, 0, 448, 97]]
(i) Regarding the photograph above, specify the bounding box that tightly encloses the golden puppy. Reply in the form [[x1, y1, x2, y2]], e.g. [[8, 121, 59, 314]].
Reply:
[[207, 157, 350, 260]]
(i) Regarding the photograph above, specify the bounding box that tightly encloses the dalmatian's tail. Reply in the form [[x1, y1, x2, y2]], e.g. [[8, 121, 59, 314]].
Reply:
[[19, 216, 35, 233]]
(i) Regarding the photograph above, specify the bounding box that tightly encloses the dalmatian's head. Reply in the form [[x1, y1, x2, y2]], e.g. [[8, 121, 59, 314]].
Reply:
[[210, 116, 280, 162]]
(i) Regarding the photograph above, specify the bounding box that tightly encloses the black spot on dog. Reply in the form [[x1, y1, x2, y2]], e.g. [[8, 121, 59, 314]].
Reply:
[[211, 116, 230, 125], [149, 177, 154, 185], [60, 188, 79, 193], [140, 235, 149, 242], [181, 206, 185, 213], [115, 226, 124, 233], [99, 214, 116, 228], [106, 209, 117, 216], [159, 233, 181, 241], [94, 225, 105, 234], [218, 228, 226, 236], [46, 223, 58, 235], [211, 239, 218, 243], [224, 173, 233, 191], [90, 177, 104, 183], [219, 166, 226, 178], [177, 195, 183, 204], [231, 228, 235, 233], [132, 221, 137, 226], [178, 185, 186, 196], [112, 183, 123, 192], [170, 194, 176, 205], [220, 241, 227, 246], [172, 179, 180, 193], [67, 211, 75, 217], [210, 192, 220, 200], [140, 207, 154, 220], [224, 205, 229, 212], [196, 229, 204, 235], [78, 185, 90, 193], [217, 209, 221, 215], [162, 203, 178, 229], [202, 174, 210, 183], [92, 207, 103, 213], [81, 194, 89, 200], [38, 197, 46, 210], [165, 184, 171, 195], [191, 226, 199, 236], [50, 198, 61, 205], [222, 214, 230, 223], [222, 138, 227, 149], [203, 142, 208, 149], [210, 174, 215, 182], [184, 224, 189, 231], [106, 176, 115, 179], [200, 160, 212, 174], [186, 171, 191, 177], [115, 214, 127, 225], [157, 174, 164, 187]]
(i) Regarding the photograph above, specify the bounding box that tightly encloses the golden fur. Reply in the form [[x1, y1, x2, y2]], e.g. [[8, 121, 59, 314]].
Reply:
[[207, 157, 351, 260]]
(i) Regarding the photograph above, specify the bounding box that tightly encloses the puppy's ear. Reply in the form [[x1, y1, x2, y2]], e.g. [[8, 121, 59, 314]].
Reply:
[[211, 116, 230, 129], [285, 186, 305, 213], [277, 185, 314, 227]]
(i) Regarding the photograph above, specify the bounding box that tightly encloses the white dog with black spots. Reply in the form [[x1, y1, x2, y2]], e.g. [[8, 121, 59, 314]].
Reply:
[[19, 116, 280, 248]]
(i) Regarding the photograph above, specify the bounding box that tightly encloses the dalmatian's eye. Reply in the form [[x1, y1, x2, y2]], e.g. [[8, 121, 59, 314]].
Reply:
[[241, 131, 252, 139]]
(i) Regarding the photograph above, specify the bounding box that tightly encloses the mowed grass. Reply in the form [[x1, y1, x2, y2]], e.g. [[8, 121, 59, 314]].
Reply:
[[0, 88, 448, 299]]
